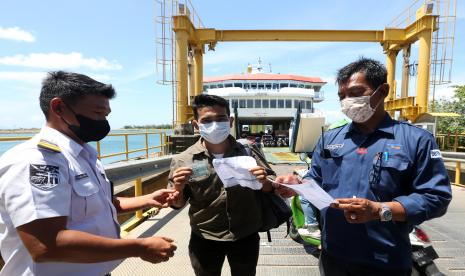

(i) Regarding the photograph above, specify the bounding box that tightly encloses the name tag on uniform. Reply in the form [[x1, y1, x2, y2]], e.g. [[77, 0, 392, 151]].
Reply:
[[75, 173, 89, 180]]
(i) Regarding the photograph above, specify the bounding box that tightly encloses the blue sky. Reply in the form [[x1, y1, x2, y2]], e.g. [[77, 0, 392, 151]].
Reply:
[[1, 0, 463, 129]]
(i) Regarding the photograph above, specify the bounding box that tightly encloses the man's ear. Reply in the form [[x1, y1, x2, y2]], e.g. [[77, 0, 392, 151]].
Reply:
[[380, 83, 389, 98], [50, 98, 64, 117], [192, 119, 199, 130]]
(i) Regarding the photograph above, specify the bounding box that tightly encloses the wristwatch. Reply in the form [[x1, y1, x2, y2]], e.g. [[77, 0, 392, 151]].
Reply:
[[379, 203, 392, 222]]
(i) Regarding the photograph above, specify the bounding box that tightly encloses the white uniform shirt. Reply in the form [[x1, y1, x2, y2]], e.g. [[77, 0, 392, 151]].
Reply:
[[0, 126, 121, 276]]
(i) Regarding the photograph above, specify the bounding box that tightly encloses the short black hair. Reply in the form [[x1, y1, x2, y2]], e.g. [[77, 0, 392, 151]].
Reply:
[[39, 71, 116, 118], [192, 94, 230, 120], [336, 57, 387, 89]]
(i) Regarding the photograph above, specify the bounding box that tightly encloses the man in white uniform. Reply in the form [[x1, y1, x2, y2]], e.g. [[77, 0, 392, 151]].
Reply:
[[0, 71, 178, 276]]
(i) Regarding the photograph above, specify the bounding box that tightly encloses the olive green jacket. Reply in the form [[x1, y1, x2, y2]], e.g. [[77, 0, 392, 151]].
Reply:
[[168, 136, 266, 241]]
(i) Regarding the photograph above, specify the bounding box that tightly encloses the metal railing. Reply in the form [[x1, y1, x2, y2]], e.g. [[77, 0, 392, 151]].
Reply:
[[104, 156, 173, 235], [442, 151, 465, 187], [96, 132, 169, 161]]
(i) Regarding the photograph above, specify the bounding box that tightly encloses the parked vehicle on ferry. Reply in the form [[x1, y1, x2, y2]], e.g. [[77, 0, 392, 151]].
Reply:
[[262, 135, 275, 147]]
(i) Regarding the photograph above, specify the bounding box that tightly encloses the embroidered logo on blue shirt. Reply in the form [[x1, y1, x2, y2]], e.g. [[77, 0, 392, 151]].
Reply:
[[430, 149, 442, 159], [327, 144, 344, 150]]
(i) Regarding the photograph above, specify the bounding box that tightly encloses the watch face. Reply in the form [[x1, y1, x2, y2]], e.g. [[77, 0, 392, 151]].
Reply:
[[383, 210, 392, 221]]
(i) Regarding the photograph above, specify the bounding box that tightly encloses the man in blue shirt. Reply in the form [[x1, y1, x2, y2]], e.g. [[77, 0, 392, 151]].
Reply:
[[277, 58, 452, 275]]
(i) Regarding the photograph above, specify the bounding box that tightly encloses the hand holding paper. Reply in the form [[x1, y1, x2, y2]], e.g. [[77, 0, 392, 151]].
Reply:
[[278, 178, 334, 210], [212, 156, 263, 190]]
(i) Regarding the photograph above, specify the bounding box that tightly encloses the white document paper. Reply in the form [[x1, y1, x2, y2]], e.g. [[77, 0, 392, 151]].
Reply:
[[212, 156, 263, 190], [281, 179, 334, 210]]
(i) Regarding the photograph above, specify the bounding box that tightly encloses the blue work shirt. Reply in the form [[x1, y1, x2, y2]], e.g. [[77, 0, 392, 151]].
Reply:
[[304, 113, 452, 270]]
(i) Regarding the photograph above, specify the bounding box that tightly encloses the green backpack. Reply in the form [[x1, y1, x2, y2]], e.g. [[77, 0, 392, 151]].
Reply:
[[288, 196, 321, 247]]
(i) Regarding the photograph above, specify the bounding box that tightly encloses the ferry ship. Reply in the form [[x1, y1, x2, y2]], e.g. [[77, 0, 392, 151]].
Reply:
[[202, 59, 326, 137]]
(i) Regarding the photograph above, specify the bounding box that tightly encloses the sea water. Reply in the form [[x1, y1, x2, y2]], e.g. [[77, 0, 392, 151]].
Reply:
[[0, 129, 172, 165]]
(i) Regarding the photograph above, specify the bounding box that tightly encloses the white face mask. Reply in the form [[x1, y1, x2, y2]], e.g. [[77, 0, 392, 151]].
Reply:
[[340, 86, 382, 123], [199, 121, 230, 144]]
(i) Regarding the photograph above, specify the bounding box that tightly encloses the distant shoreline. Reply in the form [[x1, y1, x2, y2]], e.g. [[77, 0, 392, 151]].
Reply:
[[0, 128, 172, 134], [0, 129, 40, 134]]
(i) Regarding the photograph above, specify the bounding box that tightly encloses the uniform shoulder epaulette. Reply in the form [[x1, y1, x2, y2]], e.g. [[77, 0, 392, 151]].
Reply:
[[37, 139, 61, 153]]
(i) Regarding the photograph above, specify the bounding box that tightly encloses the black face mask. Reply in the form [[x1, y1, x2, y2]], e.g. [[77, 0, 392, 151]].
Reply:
[[62, 106, 110, 143]]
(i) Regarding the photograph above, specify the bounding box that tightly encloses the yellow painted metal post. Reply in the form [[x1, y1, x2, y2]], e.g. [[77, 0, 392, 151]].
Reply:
[[416, 27, 433, 114], [175, 28, 189, 125], [386, 50, 398, 101], [194, 48, 203, 96], [135, 178, 143, 219], [124, 134, 129, 161], [400, 45, 411, 98], [145, 133, 149, 158], [96, 141, 101, 159], [456, 162, 461, 186]]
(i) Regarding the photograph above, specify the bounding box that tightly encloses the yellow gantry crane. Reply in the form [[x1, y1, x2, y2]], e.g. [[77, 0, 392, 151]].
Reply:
[[155, 0, 456, 127]]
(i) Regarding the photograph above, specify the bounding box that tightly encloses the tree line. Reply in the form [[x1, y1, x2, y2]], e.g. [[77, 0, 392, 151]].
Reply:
[[123, 124, 172, 129]]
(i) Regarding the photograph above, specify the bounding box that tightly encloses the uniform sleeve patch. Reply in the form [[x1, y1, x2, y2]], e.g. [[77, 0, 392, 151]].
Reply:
[[430, 149, 442, 159], [29, 164, 60, 190]]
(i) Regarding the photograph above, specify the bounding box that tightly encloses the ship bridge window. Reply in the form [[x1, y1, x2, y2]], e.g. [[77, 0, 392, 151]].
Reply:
[[234, 83, 243, 88], [305, 85, 311, 89], [294, 99, 300, 108], [258, 83, 265, 89], [306, 101, 312, 110], [239, 99, 246, 108], [203, 85, 208, 91], [210, 85, 218, 89], [280, 83, 289, 88], [254, 99, 261, 108], [290, 83, 297, 88], [270, 99, 277, 108], [314, 86, 321, 92], [251, 83, 257, 89], [300, 100, 306, 109], [262, 99, 269, 108], [285, 99, 292, 108], [247, 99, 254, 108], [272, 83, 278, 90], [298, 84, 305, 88], [217, 84, 224, 88], [225, 83, 233, 88], [244, 83, 250, 89], [265, 83, 272, 89], [278, 99, 284, 108], [231, 99, 238, 108]]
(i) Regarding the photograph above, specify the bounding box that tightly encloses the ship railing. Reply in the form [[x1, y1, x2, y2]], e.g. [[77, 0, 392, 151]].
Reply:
[[442, 151, 465, 188], [96, 132, 169, 161], [105, 155, 173, 236]]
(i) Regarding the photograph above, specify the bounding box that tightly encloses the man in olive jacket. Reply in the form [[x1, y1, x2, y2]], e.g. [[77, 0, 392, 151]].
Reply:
[[168, 94, 274, 276]]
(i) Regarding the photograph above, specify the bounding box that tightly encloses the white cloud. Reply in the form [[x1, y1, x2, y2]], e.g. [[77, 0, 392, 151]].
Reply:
[[0, 26, 35, 42], [0, 52, 122, 70]]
